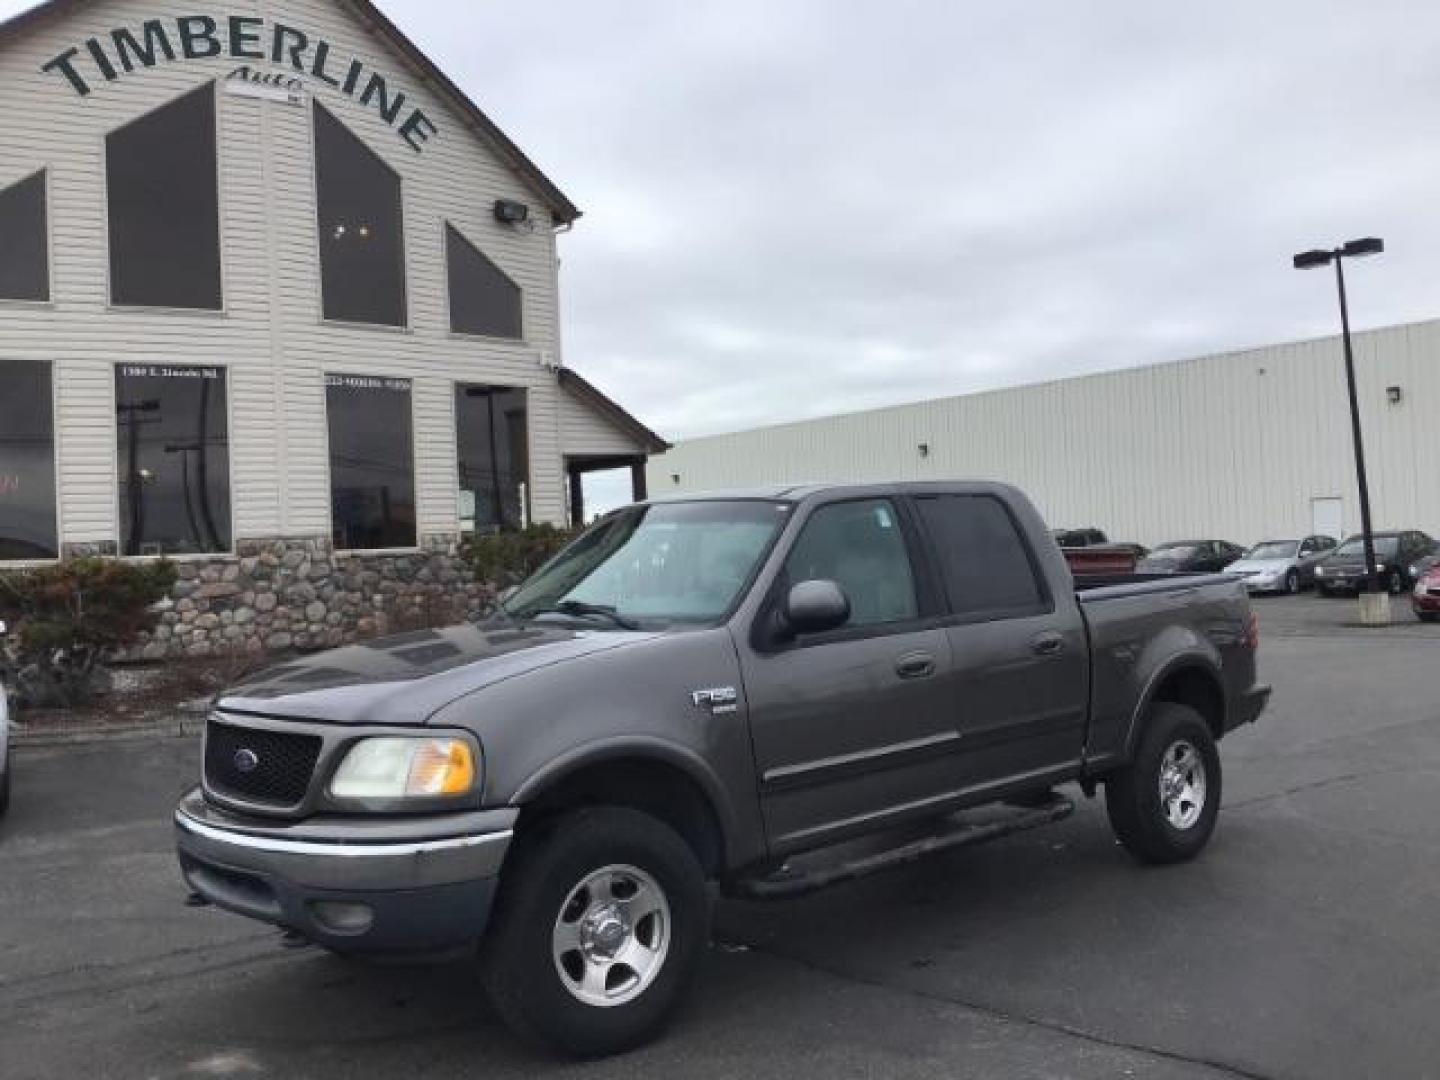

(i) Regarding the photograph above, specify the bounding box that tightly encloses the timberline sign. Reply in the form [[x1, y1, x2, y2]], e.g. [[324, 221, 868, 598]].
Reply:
[[41, 14, 439, 152]]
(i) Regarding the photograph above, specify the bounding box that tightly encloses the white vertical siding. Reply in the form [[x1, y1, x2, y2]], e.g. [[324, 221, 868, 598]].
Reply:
[[0, 0, 611, 551], [650, 319, 1440, 547]]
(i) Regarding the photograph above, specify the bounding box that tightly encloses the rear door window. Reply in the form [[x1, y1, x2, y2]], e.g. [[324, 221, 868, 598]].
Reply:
[[915, 495, 1048, 620]]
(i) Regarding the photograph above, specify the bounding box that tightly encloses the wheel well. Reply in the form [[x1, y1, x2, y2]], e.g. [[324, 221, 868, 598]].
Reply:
[[1150, 666, 1225, 739], [519, 759, 726, 876]]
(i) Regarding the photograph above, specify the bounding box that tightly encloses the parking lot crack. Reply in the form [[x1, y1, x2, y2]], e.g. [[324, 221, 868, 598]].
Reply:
[[737, 941, 1277, 1080]]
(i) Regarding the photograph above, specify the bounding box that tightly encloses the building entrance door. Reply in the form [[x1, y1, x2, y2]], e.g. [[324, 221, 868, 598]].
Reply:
[[1311, 497, 1344, 540]]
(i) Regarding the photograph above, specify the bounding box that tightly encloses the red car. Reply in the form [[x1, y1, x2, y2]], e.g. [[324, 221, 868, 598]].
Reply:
[[1413, 560, 1440, 622]]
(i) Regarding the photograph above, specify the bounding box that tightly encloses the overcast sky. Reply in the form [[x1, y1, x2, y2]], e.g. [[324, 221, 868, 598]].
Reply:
[[6, 0, 1439, 449]]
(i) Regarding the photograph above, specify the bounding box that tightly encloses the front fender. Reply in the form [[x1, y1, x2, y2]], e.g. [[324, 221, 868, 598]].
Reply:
[[511, 735, 741, 858]]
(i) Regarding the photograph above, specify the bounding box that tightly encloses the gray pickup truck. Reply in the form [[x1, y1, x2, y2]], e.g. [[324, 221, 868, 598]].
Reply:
[[175, 481, 1269, 1055]]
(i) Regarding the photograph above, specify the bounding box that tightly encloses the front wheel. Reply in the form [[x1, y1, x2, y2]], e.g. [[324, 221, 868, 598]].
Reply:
[[1105, 703, 1221, 864], [481, 807, 707, 1057]]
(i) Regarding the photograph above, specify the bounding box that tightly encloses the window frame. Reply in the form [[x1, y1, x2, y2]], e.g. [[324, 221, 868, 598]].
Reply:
[[0, 358, 62, 565], [442, 220, 526, 343], [310, 101, 410, 332], [751, 494, 944, 652], [0, 168, 55, 308], [101, 82, 227, 316], [111, 361, 236, 560], [909, 492, 1055, 626], [322, 370, 421, 555]]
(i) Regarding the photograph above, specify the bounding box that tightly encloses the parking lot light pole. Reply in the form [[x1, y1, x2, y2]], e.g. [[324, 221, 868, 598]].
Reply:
[[1292, 238, 1385, 615]]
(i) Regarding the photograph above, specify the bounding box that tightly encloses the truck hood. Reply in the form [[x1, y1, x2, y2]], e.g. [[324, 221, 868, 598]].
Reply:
[[216, 622, 662, 726]]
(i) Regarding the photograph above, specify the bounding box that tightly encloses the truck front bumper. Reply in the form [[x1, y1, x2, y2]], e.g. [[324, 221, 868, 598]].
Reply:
[[175, 788, 516, 955]]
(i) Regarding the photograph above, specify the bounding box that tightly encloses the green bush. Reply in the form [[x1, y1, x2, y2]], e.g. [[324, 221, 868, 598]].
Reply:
[[0, 558, 178, 706], [464, 524, 578, 589]]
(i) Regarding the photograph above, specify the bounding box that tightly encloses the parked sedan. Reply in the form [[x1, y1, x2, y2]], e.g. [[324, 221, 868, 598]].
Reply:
[[1314, 531, 1437, 596], [1413, 562, 1440, 622], [1137, 540, 1246, 575], [1227, 536, 1338, 595]]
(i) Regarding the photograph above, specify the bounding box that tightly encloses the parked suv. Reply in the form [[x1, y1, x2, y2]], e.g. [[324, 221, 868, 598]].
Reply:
[[1314, 531, 1436, 596], [175, 483, 1267, 1056]]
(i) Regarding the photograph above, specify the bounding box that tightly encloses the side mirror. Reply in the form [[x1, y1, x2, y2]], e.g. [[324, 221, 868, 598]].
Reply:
[[783, 580, 851, 637]]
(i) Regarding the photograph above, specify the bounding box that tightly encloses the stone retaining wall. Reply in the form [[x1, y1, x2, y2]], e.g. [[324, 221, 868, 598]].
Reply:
[[117, 534, 495, 660]]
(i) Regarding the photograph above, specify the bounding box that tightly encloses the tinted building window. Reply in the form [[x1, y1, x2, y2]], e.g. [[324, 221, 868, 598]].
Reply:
[[456, 385, 528, 533], [0, 172, 49, 302], [784, 499, 918, 628], [0, 360, 57, 560], [314, 104, 406, 327], [915, 495, 1047, 618], [447, 224, 522, 338], [116, 364, 231, 556], [327, 375, 415, 550], [107, 84, 222, 310]]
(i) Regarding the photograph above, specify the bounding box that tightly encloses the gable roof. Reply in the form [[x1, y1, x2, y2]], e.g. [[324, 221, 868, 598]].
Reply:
[[559, 368, 671, 455], [0, 0, 580, 224]]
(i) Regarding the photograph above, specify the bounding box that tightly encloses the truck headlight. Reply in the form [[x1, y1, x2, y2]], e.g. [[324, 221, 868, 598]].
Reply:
[[331, 737, 477, 799]]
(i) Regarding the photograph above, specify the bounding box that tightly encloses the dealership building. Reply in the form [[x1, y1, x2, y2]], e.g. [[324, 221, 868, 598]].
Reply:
[[0, 0, 667, 656], [650, 318, 1440, 549]]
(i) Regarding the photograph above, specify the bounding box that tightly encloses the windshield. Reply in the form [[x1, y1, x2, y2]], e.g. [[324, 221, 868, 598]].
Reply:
[[1147, 544, 1199, 561], [503, 500, 790, 627], [1335, 536, 1399, 557], [1246, 541, 1299, 560]]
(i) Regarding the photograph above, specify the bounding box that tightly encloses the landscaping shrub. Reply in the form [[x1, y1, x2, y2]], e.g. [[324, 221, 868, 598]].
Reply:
[[0, 558, 178, 706], [464, 524, 578, 590]]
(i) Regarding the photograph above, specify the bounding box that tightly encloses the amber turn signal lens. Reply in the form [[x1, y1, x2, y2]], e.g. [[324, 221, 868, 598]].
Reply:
[[407, 739, 475, 796]]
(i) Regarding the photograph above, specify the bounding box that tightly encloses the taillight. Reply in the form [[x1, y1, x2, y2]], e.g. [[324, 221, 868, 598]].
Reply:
[[1243, 612, 1260, 650]]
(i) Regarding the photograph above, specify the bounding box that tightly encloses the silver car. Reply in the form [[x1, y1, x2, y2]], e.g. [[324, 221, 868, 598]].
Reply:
[[1227, 536, 1337, 594]]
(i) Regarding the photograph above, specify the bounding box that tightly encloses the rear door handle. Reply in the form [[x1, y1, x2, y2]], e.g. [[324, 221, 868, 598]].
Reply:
[[895, 651, 937, 679], [1031, 632, 1065, 657]]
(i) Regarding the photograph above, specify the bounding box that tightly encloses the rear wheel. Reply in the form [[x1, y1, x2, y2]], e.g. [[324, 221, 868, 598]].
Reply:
[[0, 754, 9, 817], [1106, 703, 1221, 864], [481, 807, 707, 1057], [1418, 611, 1439, 624]]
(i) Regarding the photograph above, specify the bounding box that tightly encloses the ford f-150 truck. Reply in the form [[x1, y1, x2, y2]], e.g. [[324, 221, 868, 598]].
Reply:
[[175, 482, 1269, 1056]]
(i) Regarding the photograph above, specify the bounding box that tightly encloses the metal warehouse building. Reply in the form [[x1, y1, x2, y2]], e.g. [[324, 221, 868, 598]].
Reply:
[[0, 0, 667, 656], [650, 319, 1440, 548]]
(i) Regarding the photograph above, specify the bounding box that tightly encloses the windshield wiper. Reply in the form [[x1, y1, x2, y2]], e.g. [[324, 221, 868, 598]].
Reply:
[[533, 600, 641, 631]]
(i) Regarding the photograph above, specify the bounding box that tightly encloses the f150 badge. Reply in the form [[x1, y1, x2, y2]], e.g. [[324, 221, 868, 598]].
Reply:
[[691, 687, 739, 715]]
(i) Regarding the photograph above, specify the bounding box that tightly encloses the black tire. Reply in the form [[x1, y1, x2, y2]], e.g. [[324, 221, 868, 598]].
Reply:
[[1105, 703, 1221, 865], [1418, 611, 1439, 624], [481, 806, 707, 1058], [0, 756, 9, 818], [1284, 570, 1299, 595]]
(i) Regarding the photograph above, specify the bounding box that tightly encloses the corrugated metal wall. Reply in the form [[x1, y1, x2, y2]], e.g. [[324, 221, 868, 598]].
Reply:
[[650, 319, 1440, 547], [0, 0, 647, 551]]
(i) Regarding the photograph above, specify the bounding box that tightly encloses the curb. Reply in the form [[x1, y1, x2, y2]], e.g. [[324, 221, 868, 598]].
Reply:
[[12, 714, 207, 748]]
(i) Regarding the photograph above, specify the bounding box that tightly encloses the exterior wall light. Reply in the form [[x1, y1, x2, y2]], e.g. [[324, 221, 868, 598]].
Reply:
[[1386, 386, 1403, 405], [494, 199, 530, 225]]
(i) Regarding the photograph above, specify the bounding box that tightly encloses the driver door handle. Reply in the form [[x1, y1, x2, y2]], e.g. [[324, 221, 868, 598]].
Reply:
[[1031, 631, 1065, 657], [895, 651, 936, 680]]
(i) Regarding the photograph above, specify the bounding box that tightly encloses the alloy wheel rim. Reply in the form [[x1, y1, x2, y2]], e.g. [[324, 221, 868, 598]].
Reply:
[[1158, 739, 1207, 830], [552, 864, 671, 1008]]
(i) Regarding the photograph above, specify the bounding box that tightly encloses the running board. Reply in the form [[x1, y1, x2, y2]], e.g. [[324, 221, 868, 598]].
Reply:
[[731, 794, 1075, 901]]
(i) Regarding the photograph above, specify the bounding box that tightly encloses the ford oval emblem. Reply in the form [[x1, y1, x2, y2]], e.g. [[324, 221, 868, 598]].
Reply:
[[233, 748, 260, 774]]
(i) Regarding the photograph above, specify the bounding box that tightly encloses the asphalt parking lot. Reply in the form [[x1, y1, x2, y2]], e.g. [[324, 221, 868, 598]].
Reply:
[[2, 592, 1438, 1080]]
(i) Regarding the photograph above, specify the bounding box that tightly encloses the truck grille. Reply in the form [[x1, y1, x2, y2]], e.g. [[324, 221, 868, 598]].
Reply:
[[204, 719, 323, 807]]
